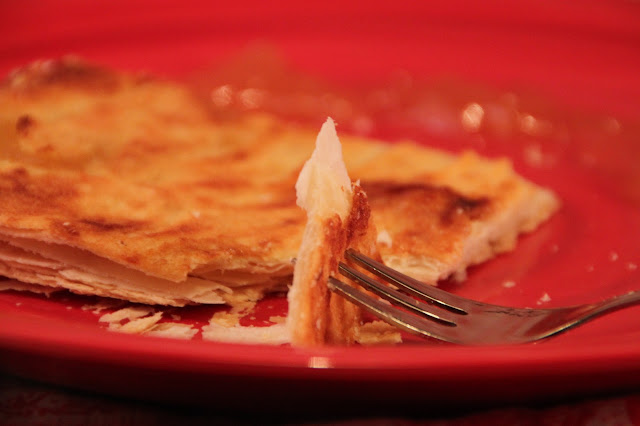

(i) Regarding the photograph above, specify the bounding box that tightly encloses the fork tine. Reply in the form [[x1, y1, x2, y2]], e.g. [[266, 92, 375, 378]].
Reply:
[[345, 249, 470, 314], [337, 262, 458, 326], [328, 277, 462, 343]]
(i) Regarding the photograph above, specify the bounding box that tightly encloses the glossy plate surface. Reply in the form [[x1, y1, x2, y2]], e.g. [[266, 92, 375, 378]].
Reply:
[[0, 0, 639, 411]]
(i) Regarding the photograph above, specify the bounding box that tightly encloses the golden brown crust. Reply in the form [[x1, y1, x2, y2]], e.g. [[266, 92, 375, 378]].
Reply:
[[355, 149, 559, 283], [0, 59, 559, 308], [0, 59, 307, 286], [361, 181, 492, 267]]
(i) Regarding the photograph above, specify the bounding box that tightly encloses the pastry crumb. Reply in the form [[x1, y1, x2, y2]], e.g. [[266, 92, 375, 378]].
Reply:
[[502, 280, 516, 288], [268, 315, 286, 324], [112, 311, 163, 333], [99, 306, 155, 323], [536, 292, 551, 305], [202, 322, 290, 345], [356, 321, 402, 345], [145, 322, 198, 340], [209, 310, 242, 327]]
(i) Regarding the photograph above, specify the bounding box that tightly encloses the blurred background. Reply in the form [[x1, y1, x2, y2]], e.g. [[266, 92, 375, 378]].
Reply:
[[2, 0, 639, 117]]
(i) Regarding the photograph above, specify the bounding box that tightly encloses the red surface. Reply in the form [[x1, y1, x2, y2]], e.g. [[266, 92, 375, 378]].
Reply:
[[0, 0, 639, 413]]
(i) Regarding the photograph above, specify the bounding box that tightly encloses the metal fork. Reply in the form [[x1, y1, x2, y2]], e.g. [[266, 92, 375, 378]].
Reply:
[[328, 249, 640, 345]]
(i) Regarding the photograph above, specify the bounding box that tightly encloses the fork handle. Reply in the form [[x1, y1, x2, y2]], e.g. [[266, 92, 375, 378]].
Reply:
[[592, 290, 640, 316]]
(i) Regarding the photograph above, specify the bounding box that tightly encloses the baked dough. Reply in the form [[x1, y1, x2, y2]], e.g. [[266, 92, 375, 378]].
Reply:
[[0, 58, 559, 308], [288, 118, 379, 346]]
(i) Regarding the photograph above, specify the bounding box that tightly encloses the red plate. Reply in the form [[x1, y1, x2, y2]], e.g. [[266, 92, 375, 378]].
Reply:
[[1, 0, 639, 413]]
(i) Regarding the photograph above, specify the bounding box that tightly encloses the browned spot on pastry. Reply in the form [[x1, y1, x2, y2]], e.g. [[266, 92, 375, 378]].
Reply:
[[79, 218, 146, 232], [0, 167, 78, 212], [362, 181, 491, 226], [440, 196, 490, 225], [15, 115, 35, 135], [124, 255, 141, 265]]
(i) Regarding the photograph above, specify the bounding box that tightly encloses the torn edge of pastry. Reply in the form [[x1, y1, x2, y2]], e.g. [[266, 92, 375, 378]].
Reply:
[[287, 117, 393, 347]]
